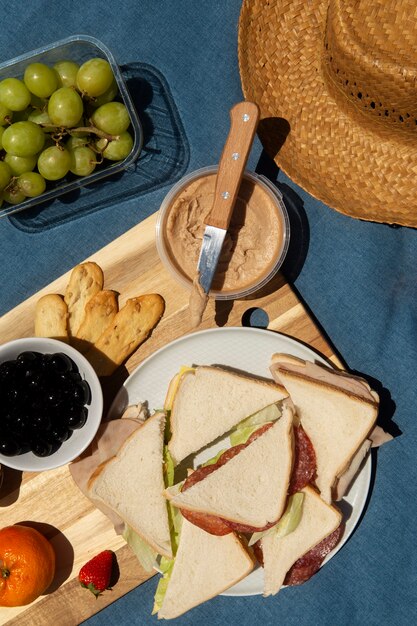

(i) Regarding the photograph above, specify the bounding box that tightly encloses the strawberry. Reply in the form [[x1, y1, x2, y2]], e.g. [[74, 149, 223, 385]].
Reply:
[[78, 550, 114, 597]]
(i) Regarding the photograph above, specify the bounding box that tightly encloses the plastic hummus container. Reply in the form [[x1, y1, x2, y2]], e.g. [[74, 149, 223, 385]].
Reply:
[[156, 166, 290, 300]]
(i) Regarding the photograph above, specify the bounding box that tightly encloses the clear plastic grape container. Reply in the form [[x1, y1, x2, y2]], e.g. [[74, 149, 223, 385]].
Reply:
[[0, 35, 142, 217]]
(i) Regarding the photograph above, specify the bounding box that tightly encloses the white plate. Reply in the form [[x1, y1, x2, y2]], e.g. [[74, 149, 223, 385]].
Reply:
[[109, 327, 371, 596]]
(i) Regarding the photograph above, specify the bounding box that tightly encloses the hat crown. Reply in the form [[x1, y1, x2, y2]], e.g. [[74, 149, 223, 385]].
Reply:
[[324, 0, 417, 135]]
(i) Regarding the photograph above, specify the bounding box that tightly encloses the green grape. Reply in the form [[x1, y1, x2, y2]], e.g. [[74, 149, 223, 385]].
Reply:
[[76, 58, 114, 97], [23, 62, 59, 98], [0, 78, 31, 111], [91, 101, 130, 135], [28, 108, 52, 125], [90, 79, 118, 107], [48, 87, 84, 127], [17, 171, 46, 197], [66, 134, 89, 150], [0, 102, 11, 125], [69, 145, 97, 176], [0, 126, 4, 150], [53, 60, 80, 88], [2, 121, 45, 157], [99, 130, 133, 161], [0, 161, 12, 191], [3, 186, 26, 205], [37, 145, 71, 180], [4, 153, 38, 175]]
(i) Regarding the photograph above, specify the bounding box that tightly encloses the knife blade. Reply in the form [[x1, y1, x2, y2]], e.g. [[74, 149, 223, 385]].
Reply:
[[196, 101, 260, 294]]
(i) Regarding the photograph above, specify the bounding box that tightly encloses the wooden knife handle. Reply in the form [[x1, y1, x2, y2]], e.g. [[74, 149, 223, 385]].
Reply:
[[205, 101, 259, 230]]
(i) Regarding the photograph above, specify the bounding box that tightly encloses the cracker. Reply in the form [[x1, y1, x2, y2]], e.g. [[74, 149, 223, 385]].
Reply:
[[64, 262, 104, 336], [86, 294, 165, 376], [35, 294, 69, 342], [75, 290, 119, 350]]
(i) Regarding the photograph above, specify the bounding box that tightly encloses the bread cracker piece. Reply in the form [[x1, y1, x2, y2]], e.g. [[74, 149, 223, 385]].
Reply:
[[64, 262, 104, 336], [85, 293, 165, 376], [35, 294, 69, 342], [74, 289, 119, 351]]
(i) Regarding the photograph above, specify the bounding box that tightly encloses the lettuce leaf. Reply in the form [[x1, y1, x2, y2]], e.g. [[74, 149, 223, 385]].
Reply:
[[201, 448, 227, 467], [162, 445, 182, 555], [122, 524, 158, 572], [152, 555, 175, 615], [167, 500, 182, 556], [163, 445, 175, 487], [248, 492, 305, 546], [229, 402, 282, 446]]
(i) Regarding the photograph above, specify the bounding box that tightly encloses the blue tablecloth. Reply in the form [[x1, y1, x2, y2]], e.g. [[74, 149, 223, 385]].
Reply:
[[1, 2, 416, 625]]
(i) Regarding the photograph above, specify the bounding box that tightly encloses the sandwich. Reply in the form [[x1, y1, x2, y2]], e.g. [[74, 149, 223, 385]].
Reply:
[[154, 516, 255, 620], [165, 365, 288, 466], [258, 485, 343, 596], [88, 411, 173, 560], [165, 400, 295, 531], [163, 394, 345, 598], [269, 354, 380, 503]]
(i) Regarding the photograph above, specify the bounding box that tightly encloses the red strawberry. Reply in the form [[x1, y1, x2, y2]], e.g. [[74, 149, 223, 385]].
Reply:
[[78, 550, 114, 597]]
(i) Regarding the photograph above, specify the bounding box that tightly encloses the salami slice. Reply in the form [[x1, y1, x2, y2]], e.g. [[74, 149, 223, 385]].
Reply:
[[216, 443, 247, 466], [289, 425, 316, 494], [284, 523, 344, 585], [180, 508, 232, 536], [253, 523, 344, 585], [182, 463, 219, 489]]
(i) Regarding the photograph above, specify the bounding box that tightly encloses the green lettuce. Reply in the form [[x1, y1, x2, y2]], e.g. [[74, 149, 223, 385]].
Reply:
[[248, 492, 305, 546], [201, 448, 227, 467], [163, 445, 183, 555], [163, 444, 175, 486], [122, 524, 158, 572], [152, 555, 175, 615], [229, 402, 282, 446]]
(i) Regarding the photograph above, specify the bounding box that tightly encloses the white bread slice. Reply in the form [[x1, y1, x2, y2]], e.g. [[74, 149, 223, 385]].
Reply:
[[158, 516, 254, 619], [270, 354, 379, 503], [262, 485, 342, 596], [165, 401, 294, 528], [167, 365, 288, 465], [88, 412, 172, 558]]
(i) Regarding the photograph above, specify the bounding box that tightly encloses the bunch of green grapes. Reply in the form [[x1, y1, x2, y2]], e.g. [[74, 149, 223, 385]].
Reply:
[[0, 56, 134, 209]]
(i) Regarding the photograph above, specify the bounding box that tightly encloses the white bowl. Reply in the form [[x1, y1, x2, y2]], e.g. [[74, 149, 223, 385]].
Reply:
[[0, 337, 103, 472]]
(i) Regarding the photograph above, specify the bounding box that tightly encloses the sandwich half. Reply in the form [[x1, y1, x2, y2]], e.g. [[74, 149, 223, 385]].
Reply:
[[165, 401, 294, 530], [88, 411, 172, 558], [270, 354, 379, 503], [166, 365, 288, 466], [260, 485, 342, 596], [156, 516, 254, 619]]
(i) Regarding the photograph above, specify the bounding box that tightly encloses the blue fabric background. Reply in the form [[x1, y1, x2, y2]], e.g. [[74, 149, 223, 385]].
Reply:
[[0, 2, 416, 625]]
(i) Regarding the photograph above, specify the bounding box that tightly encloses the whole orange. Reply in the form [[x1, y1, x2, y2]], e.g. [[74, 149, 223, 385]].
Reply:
[[0, 524, 55, 607]]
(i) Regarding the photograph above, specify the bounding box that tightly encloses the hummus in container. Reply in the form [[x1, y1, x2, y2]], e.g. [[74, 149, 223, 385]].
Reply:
[[156, 166, 290, 300]]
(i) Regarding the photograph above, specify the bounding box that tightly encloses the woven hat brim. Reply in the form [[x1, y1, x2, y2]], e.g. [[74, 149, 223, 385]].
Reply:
[[238, 0, 417, 228]]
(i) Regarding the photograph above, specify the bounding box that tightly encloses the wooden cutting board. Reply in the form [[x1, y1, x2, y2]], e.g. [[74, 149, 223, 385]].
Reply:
[[0, 212, 341, 625]]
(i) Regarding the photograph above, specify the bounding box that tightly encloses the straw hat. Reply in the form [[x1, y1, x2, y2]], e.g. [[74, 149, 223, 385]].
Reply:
[[238, 0, 417, 228]]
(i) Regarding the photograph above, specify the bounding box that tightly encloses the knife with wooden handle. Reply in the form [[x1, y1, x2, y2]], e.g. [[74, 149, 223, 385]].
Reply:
[[196, 101, 260, 294]]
